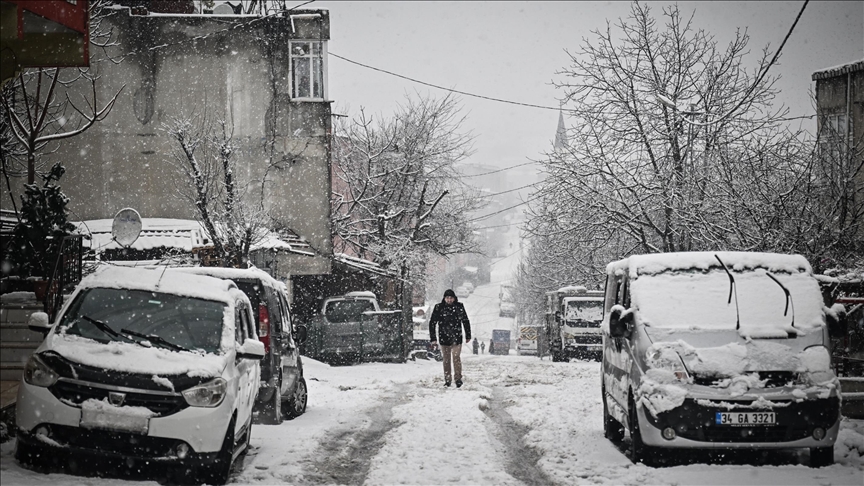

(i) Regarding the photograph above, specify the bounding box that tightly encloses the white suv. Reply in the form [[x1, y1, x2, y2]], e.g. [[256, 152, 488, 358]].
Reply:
[[15, 265, 264, 484]]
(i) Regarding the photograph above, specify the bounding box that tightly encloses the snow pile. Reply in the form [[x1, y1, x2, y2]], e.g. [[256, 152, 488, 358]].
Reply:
[[0, 291, 37, 303], [637, 372, 689, 416], [835, 419, 864, 467]]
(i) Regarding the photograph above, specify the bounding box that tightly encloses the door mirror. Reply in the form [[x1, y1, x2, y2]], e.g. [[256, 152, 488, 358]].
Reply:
[[28, 312, 52, 334], [295, 324, 308, 345], [825, 306, 847, 338], [610, 309, 633, 338], [236, 338, 265, 360]]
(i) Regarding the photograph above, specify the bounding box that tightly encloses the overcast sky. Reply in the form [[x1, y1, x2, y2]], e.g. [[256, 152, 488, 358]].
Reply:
[[314, 1, 862, 179]]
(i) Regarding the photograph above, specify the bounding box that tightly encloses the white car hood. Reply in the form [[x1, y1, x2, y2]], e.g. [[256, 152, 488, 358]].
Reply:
[[47, 333, 228, 379]]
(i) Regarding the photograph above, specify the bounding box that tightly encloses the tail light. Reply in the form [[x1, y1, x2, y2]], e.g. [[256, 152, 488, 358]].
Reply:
[[258, 303, 271, 354]]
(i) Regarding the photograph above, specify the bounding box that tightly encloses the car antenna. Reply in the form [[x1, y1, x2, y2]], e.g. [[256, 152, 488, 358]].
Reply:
[[766, 272, 795, 328], [714, 255, 740, 330], [155, 265, 168, 290]]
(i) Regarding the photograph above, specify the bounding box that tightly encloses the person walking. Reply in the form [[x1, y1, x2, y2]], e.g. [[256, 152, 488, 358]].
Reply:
[[472, 337, 479, 355], [480, 341, 485, 354], [429, 289, 472, 388], [489, 339, 495, 355]]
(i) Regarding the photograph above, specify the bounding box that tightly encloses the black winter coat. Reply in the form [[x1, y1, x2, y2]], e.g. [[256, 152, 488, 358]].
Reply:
[[429, 300, 471, 346]]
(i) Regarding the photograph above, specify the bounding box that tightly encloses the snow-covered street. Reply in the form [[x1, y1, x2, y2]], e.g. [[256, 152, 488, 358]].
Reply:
[[3, 262, 863, 485], [4, 353, 862, 485]]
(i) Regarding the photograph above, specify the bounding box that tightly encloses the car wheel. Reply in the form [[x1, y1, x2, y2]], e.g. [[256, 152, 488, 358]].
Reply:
[[628, 394, 655, 466], [283, 377, 308, 419], [603, 389, 625, 443], [809, 446, 834, 467], [15, 439, 50, 471], [258, 376, 283, 425], [195, 416, 237, 485]]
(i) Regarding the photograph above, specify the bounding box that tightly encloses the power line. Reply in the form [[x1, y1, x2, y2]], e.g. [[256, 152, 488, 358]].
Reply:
[[465, 193, 542, 224], [329, 52, 564, 112], [460, 161, 540, 178], [681, 0, 809, 128]]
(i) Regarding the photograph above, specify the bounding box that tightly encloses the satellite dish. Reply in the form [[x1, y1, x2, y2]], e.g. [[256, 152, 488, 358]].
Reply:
[[212, 3, 234, 15], [112, 208, 142, 248]]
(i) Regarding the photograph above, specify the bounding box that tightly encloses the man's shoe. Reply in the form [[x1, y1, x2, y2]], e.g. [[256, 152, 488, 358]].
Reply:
[[444, 381, 451, 387], [455, 380, 463, 388]]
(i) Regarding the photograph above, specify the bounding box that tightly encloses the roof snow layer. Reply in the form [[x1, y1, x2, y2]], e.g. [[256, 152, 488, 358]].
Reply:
[[79, 265, 241, 305], [607, 251, 812, 279]]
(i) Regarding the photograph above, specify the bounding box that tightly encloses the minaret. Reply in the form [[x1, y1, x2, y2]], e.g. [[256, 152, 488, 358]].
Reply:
[[553, 107, 568, 152]]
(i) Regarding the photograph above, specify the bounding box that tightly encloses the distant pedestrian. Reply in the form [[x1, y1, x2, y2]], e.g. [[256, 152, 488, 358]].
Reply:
[[429, 289, 472, 388], [472, 337, 479, 355], [480, 341, 485, 354], [489, 339, 495, 355]]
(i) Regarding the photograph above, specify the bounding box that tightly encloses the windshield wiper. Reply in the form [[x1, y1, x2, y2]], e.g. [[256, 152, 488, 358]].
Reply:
[[120, 328, 190, 352], [714, 255, 741, 330], [82, 315, 131, 342], [766, 272, 796, 329]]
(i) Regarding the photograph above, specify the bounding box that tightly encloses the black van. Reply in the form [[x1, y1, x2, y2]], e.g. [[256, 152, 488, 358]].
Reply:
[[171, 267, 308, 424]]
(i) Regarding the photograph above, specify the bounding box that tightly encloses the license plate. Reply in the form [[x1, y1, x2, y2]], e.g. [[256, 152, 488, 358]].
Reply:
[[80, 403, 150, 434], [715, 411, 776, 426]]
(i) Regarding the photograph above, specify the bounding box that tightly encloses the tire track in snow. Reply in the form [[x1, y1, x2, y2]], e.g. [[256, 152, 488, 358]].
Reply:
[[482, 386, 557, 486], [301, 384, 408, 485]]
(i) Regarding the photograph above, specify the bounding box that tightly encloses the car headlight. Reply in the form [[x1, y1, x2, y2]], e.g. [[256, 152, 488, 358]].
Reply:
[[647, 348, 690, 382], [23, 354, 59, 388], [182, 378, 227, 408]]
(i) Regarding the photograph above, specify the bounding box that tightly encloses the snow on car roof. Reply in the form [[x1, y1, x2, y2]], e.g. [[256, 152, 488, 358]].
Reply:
[[557, 285, 588, 293], [170, 266, 286, 291], [79, 265, 243, 305], [344, 291, 377, 299], [562, 296, 603, 303], [607, 251, 812, 278]]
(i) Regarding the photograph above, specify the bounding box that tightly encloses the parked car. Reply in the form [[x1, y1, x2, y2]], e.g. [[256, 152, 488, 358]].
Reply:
[[454, 286, 471, 299], [16, 265, 264, 484], [301, 291, 406, 365], [462, 281, 475, 293], [170, 266, 308, 423], [601, 252, 842, 468]]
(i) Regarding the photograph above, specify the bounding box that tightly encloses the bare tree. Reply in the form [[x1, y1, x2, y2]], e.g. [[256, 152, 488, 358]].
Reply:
[[520, 2, 836, 315], [331, 93, 484, 290], [1, 0, 124, 188], [163, 115, 270, 267]]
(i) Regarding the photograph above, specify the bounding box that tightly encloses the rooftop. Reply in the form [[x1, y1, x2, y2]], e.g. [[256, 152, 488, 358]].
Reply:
[[812, 60, 864, 81]]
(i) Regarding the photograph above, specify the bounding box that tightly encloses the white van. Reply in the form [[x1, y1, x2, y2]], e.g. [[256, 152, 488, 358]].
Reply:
[[15, 266, 264, 484], [601, 252, 841, 467]]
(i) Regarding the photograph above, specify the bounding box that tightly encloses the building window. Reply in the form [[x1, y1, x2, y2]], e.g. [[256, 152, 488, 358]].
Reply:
[[290, 41, 324, 100], [820, 113, 851, 162]]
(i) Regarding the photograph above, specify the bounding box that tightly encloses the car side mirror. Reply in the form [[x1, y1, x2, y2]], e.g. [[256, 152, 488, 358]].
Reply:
[[236, 338, 265, 360], [610, 309, 633, 338], [295, 324, 308, 345], [28, 312, 52, 335], [826, 307, 847, 339]]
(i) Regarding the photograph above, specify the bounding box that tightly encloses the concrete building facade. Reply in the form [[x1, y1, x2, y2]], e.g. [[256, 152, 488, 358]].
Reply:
[[2, 4, 334, 276]]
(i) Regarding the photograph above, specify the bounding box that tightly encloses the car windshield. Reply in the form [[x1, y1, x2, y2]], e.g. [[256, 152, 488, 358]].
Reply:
[[630, 268, 825, 332], [58, 288, 226, 354], [325, 299, 375, 323], [564, 300, 603, 322]]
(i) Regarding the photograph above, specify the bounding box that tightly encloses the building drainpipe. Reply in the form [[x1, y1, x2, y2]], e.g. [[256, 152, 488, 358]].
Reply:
[[846, 71, 851, 166]]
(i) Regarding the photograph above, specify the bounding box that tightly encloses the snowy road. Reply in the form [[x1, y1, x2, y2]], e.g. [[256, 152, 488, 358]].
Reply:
[[2, 354, 862, 485]]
